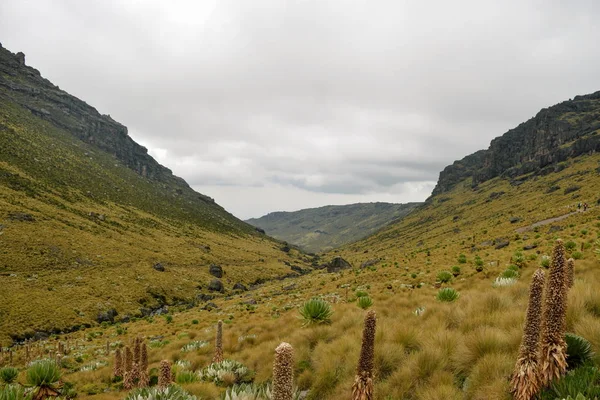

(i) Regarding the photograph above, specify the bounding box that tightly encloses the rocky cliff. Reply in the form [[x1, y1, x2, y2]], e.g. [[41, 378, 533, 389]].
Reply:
[[0, 43, 215, 204], [432, 91, 600, 195]]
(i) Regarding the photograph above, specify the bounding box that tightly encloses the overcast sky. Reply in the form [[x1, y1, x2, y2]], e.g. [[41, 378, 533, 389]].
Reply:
[[1, 1, 600, 219]]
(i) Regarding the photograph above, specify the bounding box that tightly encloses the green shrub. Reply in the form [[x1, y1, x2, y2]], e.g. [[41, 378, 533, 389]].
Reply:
[[0, 385, 32, 400], [512, 251, 525, 267], [175, 370, 198, 384], [198, 360, 254, 387], [565, 333, 595, 369], [164, 315, 173, 324], [180, 340, 209, 353], [436, 288, 460, 302], [507, 264, 520, 272], [500, 269, 519, 279], [0, 367, 19, 384], [457, 254, 467, 264], [222, 383, 303, 400], [26, 360, 61, 388], [355, 290, 369, 298], [299, 298, 333, 325], [572, 251, 584, 260], [410, 273, 417, 279], [475, 264, 484, 272], [539, 365, 600, 399], [474, 256, 484, 267], [451, 266, 461, 277], [124, 385, 197, 400], [541, 255, 551, 268], [565, 241, 578, 252], [191, 319, 199, 325], [357, 296, 373, 310], [436, 271, 453, 283]]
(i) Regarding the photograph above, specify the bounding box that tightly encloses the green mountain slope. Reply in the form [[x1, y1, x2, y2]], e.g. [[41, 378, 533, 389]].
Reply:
[[246, 202, 420, 253], [0, 45, 307, 345]]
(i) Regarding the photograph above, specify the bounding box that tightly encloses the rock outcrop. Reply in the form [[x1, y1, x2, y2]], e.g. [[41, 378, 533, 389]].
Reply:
[[432, 92, 600, 195]]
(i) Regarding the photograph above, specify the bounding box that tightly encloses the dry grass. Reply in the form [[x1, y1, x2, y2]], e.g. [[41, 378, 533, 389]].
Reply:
[[2, 154, 600, 399]]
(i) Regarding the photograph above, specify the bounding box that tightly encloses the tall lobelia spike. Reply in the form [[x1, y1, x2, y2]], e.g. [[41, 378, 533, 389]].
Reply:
[[510, 269, 545, 400], [352, 310, 377, 400], [539, 240, 569, 387], [272, 342, 294, 400], [212, 320, 224, 363], [565, 258, 574, 289]]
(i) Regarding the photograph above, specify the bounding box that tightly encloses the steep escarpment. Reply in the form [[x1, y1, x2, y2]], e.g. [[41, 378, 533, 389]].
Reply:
[[433, 91, 600, 195], [0, 44, 245, 232]]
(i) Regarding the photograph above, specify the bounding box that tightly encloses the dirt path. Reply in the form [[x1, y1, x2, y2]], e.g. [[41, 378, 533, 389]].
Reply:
[[516, 210, 583, 233]]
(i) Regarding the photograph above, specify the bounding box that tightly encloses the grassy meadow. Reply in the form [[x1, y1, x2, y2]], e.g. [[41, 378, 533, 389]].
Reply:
[[3, 153, 600, 399]]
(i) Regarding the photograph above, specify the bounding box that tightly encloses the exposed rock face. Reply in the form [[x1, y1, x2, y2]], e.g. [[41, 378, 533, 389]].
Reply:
[[432, 92, 600, 196], [326, 256, 353, 273], [0, 45, 233, 218], [233, 282, 248, 291], [209, 264, 223, 278], [208, 279, 224, 292]]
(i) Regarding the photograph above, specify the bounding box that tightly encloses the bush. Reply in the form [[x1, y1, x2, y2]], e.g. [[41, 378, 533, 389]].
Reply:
[[474, 256, 484, 267], [198, 360, 254, 387], [451, 266, 461, 277], [541, 255, 551, 268], [222, 383, 303, 400], [124, 385, 197, 400], [0, 385, 31, 400], [565, 333, 596, 370], [180, 340, 209, 353], [357, 296, 373, 310], [299, 298, 333, 325], [512, 252, 525, 267], [26, 360, 61, 388], [0, 367, 19, 384], [355, 290, 369, 298], [457, 254, 467, 264], [475, 264, 484, 272], [436, 271, 453, 283], [572, 251, 584, 260], [539, 365, 600, 399], [500, 269, 519, 279], [565, 241, 578, 252], [175, 370, 198, 384], [436, 288, 460, 302], [507, 264, 519, 272]]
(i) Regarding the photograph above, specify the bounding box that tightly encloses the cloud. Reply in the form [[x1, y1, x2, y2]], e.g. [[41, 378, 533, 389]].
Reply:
[[1, 0, 599, 218]]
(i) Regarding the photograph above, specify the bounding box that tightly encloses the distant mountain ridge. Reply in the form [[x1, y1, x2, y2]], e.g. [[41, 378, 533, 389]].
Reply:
[[246, 202, 421, 253], [433, 91, 600, 196]]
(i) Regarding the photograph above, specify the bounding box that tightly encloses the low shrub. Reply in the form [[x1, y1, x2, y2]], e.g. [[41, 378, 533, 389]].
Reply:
[[0, 385, 31, 400], [436, 288, 459, 302], [175, 370, 199, 384], [357, 296, 373, 309], [0, 367, 19, 384], [198, 360, 254, 387], [299, 298, 333, 325], [572, 251, 583, 260], [451, 266, 461, 277], [565, 333, 595, 370], [500, 269, 519, 279], [124, 385, 197, 400], [437, 271, 453, 283], [539, 365, 600, 399]]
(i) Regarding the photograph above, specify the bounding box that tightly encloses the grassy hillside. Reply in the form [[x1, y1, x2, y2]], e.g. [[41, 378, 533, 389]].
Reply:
[[246, 202, 420, 253], [3, 146, 600, 400], [0, 48, 309, 346]]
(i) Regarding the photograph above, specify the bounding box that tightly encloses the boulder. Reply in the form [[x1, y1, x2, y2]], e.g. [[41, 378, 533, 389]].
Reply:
[[360, 259, 379, 269], [152, 263, 165, 272], [326, 257, 353, 273], [233, 282, 248, 291], [494, 238, 510, 249], [209, 264, 223, 278], [208, 279, 224, 292], [97, 308, 118, 324]]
